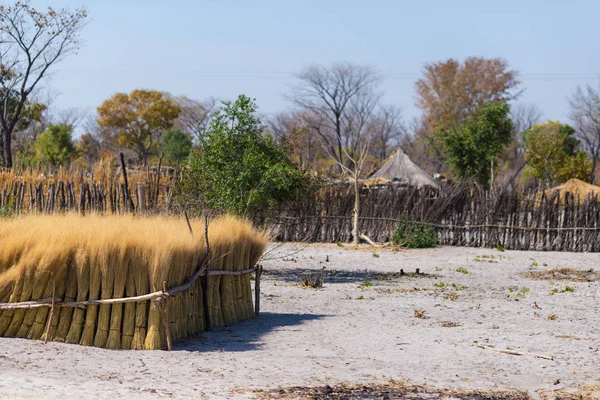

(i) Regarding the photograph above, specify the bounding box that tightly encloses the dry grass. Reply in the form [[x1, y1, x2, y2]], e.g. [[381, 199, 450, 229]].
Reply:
[[439, 321, 462, 327], [519, 268, 599, 282], [538, 384, 600, 400], [0, 214, 267, 349], [242, 380, 531, 399]]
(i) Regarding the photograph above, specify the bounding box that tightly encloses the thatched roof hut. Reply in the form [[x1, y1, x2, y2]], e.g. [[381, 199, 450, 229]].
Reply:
[[535, 179, 600, 203], [369, 148, 440, 189]]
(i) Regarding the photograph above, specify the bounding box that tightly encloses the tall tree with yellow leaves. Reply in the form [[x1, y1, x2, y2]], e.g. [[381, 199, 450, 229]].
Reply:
[[97, 90, 181, 166]]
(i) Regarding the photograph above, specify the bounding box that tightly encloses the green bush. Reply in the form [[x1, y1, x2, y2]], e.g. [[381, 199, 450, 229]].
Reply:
[[181, 95, 311, 215], [392, 221, 437, 248], [0, 206, 14, 218]]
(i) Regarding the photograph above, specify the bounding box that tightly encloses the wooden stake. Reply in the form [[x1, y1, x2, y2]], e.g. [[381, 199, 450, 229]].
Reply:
[[120, 152, 135, 213], [202, 214, 211, 331], [43, 277, 56, 344], [160, 281, 172, 351], [476, 343, 554, 360], [184, 210, 193, 235], [254, 265, 263, 317]]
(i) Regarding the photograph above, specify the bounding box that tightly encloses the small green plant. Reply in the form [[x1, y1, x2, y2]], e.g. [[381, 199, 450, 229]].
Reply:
[[543, 263, 548, 267], [392, 221, 437, 249], [549, 286, 575, 295], [531, 261, 539, 267], [456, 267, 470, 274], [0, 206, 14, 218], [433, 281, 446, 288], [451, 282, 468, 290], [358, 281, 373, 289], [372, 252, 380, 258], [496, 245, 505, 252], [336, 242, 344, 247], [435, 266, 443, 272]]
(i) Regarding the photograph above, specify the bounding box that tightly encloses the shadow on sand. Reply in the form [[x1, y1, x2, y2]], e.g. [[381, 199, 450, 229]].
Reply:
[[174, 312, 327, 352], [264, 267, 434, 285]]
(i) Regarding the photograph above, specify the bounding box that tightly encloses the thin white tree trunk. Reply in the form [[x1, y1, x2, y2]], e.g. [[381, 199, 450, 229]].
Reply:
[[352, 176, 360, 244]]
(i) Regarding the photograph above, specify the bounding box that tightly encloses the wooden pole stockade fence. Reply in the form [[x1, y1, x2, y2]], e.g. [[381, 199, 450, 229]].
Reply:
[[0, 263, 264, 351], [267, 183, 600, 252], [3, 169, 600, 252]]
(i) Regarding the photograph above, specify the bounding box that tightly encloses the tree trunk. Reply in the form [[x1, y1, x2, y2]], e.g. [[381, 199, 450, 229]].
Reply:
[[0, 128, 4, 167], [591, 157, 597, 184], [352, 176, 361, 244], [3, 130, 12, 168]]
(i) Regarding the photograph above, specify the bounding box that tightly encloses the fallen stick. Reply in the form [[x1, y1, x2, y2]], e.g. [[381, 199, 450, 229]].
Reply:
[[359, 234, 383, 247], [476, 343, 554, 360]]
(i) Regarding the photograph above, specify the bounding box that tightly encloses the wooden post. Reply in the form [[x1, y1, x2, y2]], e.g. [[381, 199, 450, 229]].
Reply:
[[202, 214, 211, 331], [120, 152, 135, 213], [184, 210, 193, 235], [159, 281, 172, 351], [255, 265, 263, 317]]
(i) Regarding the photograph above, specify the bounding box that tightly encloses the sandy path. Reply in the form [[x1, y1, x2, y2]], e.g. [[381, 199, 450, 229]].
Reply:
[[0, 244, 599, 399]]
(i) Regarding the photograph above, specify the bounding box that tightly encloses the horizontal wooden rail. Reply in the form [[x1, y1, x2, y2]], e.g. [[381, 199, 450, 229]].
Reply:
[[270, 215, 600, 232], [0, 266, 259, 311]]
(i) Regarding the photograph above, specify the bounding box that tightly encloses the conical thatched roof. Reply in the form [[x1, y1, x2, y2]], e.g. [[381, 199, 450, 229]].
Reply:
[[535, 179, 600, 203], [370, 148, 440, 189]]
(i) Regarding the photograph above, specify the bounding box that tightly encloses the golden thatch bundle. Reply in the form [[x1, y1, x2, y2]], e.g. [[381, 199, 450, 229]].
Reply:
[[535, 179, 600, 204], [0, 214, 267, 350]]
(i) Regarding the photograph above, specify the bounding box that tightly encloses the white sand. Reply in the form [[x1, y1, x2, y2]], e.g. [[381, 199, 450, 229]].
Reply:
[[0, 244, 599, 399]]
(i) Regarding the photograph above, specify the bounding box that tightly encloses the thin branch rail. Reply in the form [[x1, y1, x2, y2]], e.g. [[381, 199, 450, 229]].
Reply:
[[0, 266, 259, 311], [272, 215, 600, 232]]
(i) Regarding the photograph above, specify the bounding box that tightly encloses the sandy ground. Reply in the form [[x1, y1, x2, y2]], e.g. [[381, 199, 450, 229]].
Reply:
[[0, 244, 599, 399]]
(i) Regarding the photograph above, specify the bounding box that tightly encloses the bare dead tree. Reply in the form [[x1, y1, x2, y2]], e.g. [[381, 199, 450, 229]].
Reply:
[[53, 107, 87, 130], [173, 96, 218, 143], [500, 102, 543, 188], [569, 85, 600, 183], [289, 62, 381, 172], [369, 104, 404, 162], [511, 103, 543, 142], [0, 1, 87, 168], [268, 110, 321, 171]]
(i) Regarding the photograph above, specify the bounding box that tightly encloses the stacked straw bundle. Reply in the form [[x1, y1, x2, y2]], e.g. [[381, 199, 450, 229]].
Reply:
[[0, 214, 267, 350]]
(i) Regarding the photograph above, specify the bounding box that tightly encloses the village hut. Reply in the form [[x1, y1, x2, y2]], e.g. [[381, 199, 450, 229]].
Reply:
[[368, 148, 440, 189], [535, 179, 600, 204]]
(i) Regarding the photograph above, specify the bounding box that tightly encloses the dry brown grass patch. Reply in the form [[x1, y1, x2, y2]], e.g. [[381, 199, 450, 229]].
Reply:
[[439, 321, 462, 327], [519, 268, 599, 282], [241, 380, 531, 399]]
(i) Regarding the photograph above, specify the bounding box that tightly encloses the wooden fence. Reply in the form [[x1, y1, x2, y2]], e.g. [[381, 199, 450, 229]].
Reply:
[[0, 173, 174, 215], [2, 175, 599, 252], [267, 184, 600, 252]]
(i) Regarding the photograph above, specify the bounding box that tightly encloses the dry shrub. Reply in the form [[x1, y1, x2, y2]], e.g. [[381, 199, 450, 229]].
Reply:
[[299, 271, 326, 288], [0, 214, 267, 349]]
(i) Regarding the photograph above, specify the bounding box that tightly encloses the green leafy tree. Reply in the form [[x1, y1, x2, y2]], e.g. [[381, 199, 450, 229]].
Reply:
[[523, 121, 591, 186], [162, 130, 192, 164], [440, 102, 513, 186], [183, 95, 309, 215], [35, 124, 77, 166]]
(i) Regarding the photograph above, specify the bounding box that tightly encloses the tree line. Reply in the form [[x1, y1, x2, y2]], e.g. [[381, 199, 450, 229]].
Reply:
[[2, 1, 600, 192]]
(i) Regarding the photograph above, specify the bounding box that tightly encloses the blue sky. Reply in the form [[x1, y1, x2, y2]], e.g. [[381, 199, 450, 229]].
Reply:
[[29, 0, 600, 129]]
